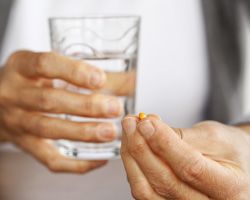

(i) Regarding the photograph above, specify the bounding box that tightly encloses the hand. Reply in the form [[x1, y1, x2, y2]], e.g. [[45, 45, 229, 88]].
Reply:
[[121, 115, 250, 199], [0, 50, 124, 173]]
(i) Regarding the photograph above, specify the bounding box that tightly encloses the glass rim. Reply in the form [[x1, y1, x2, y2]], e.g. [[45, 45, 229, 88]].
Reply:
[[49, 15, 141, 21]]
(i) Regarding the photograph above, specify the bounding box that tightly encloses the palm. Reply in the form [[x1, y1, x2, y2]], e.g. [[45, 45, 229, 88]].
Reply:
[[183, 121, 250, 177]]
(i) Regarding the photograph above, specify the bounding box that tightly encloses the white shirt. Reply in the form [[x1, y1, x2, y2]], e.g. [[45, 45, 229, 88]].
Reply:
[[0, 0, 209, 199]]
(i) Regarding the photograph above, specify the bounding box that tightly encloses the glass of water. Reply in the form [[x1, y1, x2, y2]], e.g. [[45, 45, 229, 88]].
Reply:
[[49, 16, 140, 160]]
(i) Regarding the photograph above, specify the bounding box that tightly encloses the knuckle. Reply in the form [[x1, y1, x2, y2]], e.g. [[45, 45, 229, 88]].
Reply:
[[131, 182, 153, 200], [6, 50, 34, 73], [194, 120, 221, 131], [36, 52, 53, 74], [154, 181, 177, 198], [38, 89, 55, 112], [193, 120, 225, 141], [70, 63, 82, 81], [2, 111, 17, 130], [180, 156, 206, 184], [120, 147, 131, 161], [150, 133, 170, 154], [82, 94, 100, 115], [35, 116, 50, 137], [1, 113, 10, 128], [16, 112, 30, 132], [129, 142, 146, 157], [144, 169, 177, 198], [0, 82, 8, 102], [0, 77, 21, 106], [120, 148, 129, 159], [7, 51, 22, 66]]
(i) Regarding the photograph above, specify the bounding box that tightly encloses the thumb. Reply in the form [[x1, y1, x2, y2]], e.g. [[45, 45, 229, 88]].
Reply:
[[137, 115, 237, 199]]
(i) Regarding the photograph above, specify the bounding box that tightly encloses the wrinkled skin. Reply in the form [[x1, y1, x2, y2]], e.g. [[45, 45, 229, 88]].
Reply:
[[122, 115, 250, 200]]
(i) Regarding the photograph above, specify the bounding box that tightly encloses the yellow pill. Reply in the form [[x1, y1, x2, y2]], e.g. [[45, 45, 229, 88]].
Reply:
[[139, 112, 147, 120]]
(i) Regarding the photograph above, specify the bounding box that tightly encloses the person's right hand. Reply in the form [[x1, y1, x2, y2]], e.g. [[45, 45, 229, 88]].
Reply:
[[0, 50, 123, 173]]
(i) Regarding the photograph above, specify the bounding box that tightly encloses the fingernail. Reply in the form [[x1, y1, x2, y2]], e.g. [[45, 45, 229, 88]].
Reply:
[[122, 118, 137, 135], [138, 120, 155, 139], [89, 71, 104, 87], [97, 124, 116, 141], [105, 98, 123, 116]]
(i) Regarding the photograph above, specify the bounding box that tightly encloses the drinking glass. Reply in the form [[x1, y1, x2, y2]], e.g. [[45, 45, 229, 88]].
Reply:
[[49, 16, 140, 160]]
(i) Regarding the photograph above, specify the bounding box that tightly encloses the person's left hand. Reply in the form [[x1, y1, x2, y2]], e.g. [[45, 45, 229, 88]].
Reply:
[[121, 115, 250, 200]]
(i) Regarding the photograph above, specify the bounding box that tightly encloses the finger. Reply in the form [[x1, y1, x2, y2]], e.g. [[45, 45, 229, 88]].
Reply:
[[17, 88, 123, 118], [122, 117, 209, 200], [14, 134, 107, 173], [137, 116, 238, 199], [55, 70, 136, 96], [10, 51, 106, 89], [18, 112, 117, 142], [121, 133, 165, 200], [100, 71, 136, 96]]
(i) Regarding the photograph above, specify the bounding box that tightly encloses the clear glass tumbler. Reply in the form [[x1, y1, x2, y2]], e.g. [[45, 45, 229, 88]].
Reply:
[[49, 16, 140, 160]]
